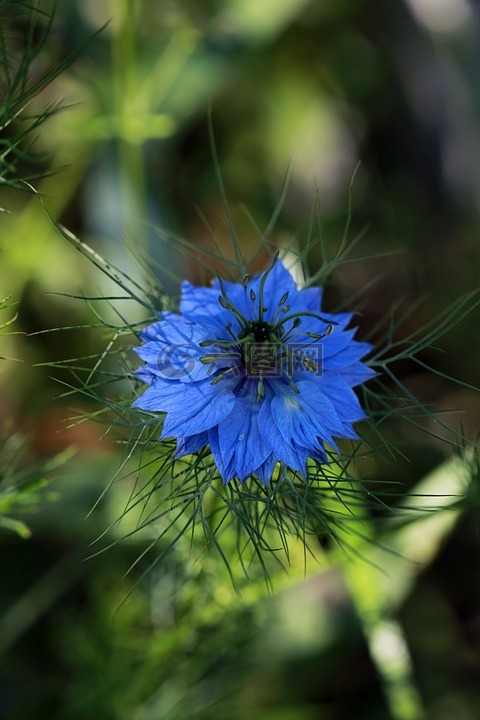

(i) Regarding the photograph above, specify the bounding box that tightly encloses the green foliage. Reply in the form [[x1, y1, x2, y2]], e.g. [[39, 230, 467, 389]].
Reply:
[[1, 3, 480, 719], [46, 183, 479, 595], [0, 3, 82, 537], [40, 163, 479, 720], [0, 422, 73, 539], [0, 1, 93, 200]]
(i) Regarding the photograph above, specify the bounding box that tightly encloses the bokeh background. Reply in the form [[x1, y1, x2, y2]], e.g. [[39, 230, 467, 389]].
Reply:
[[0, 1, 479, 718]]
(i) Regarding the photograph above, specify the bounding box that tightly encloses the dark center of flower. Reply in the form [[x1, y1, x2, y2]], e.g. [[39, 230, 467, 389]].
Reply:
[[201, 253, 336, 402], [241, 320, 275, 343], [238, 321, 284, 378]]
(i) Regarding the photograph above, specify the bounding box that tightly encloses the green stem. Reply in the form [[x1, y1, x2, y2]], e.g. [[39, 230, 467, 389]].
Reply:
[[113, 0, 148, 244], [346, 568, 426, 720]]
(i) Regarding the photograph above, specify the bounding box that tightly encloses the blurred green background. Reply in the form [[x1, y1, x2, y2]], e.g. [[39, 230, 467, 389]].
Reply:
[[0, 0, 479, 718]]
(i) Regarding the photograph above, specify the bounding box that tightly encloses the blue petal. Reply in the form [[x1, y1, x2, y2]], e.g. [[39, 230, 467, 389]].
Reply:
[[253, 454, 277, 484], [135, 340, 239, 384], [309, 443, 328, 464], [338, 363, 376, 387], [258, 396, 309, 473], [211, 277, 251, 318], [133, 366, 156, 385], [133, 377, 236, 437], [270, 380, 344, 449], [134, 341, 209, 382], [320, 311, 355, 330], [215, 398, 272, 482], [247, 260, 299, 322], [295, 378, 357, 440], [208, 426, 233, 483], [318, 373, 368, 423], [321, 328, 356, 358], [180, 281, 239, 335], [323, 340, 372, 370], [134, 315, 241, 383], [299, 286, 323, 312], [175, 432, 208, 459], [213, 260, 306, 327], [139, 312, 180, 341]]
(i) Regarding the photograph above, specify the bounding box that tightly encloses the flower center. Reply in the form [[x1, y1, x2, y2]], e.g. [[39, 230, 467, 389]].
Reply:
[[201, 253, 336, 402], [240, 320, 278, 344], [238, 321, 284, 378]]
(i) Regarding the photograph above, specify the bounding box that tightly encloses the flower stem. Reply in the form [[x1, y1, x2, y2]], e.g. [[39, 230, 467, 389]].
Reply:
[[347, 572, 426, 720]]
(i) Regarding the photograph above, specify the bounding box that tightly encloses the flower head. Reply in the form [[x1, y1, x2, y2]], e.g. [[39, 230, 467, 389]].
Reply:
[[133, 256, 374, 484]]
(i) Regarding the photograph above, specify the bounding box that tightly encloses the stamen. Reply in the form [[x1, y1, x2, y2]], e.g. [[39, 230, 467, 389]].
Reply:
[[225, 322, 238, 342], [200, 355, 219, 364], [306, 325, 334, 340], [200, 353, 240, 364], [273, 340, 318, 375], [216, 276, 249, 329], [201, 335, 253, 349], [280, 311, 338, 326], [256, 377, 265, 403], [289, 380, 300, 394], [209, 258, 328, 394], [272, 296, 290, 325], [279, 314, 333, 344], [258, 251, 280, 322], [303, 356, 319, 373], [211, 367, 238, 385]]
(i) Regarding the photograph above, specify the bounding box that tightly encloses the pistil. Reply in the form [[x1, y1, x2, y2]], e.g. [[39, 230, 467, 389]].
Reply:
[[205, 254, 335, 398]]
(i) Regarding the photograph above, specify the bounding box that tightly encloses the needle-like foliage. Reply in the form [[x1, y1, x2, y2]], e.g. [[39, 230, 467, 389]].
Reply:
[[42, 162, 480, 591], [0, 1, 96, 199]]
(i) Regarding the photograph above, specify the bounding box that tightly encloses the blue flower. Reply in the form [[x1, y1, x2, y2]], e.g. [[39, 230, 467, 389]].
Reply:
[[132, 256, 374, 484]]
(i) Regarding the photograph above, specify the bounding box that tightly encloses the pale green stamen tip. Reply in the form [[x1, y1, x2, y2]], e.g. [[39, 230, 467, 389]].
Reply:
[[200, 355, 219, 364], [304, 358, 318, 372], [256, 378, 265, 402]]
